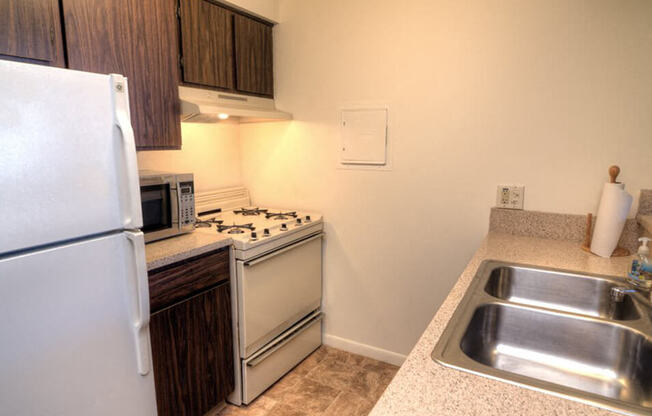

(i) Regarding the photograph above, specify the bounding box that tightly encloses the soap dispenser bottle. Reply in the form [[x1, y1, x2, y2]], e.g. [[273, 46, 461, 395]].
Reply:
[[629, 237, 652, 287]]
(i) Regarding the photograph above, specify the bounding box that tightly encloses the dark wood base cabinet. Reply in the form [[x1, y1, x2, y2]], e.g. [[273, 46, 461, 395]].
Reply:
[[151, 282, 234, 416], [149, 248, 234, 416]]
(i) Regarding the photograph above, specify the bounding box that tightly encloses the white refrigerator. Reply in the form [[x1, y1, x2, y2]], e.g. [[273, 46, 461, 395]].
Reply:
[[0, 61, 157, 415]]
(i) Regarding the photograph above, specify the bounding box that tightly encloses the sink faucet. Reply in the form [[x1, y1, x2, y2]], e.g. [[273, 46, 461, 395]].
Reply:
[[611, 238, 652, 310], [611, 282, 652, 311]]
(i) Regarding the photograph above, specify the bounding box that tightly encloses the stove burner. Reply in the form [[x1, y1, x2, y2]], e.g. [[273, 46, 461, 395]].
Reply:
[[216, 223, 255, 234], [234, 207, 268, 216], [194, 217, 224, 228], [265, 211, 297, 220]]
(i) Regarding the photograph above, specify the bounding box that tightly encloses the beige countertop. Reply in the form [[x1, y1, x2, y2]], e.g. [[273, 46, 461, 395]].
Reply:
[[370, 232, 635, 416], [145, 231, 232, 271]]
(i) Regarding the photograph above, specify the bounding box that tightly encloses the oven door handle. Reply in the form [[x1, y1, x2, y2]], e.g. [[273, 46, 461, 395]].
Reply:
[[246, 314, 323, 368], [243, 233, 323, 267]]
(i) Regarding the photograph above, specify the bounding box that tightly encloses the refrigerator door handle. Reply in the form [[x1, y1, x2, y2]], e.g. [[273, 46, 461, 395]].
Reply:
[[110, 74, 143, 230], [125, 230, 152, 376]]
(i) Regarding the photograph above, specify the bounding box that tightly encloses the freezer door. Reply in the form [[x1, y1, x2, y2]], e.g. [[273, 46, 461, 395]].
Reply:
[[0, 60, 142, 254], [0, 231, 157, 416]]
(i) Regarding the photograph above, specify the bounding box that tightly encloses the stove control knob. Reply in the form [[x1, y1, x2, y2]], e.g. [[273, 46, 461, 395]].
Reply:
[[296, 218, 302, 225], [280, 223, 288, 231], [251, 231, 258, 240], [305, 215, 312, 222], [263, 228, 271, 237]]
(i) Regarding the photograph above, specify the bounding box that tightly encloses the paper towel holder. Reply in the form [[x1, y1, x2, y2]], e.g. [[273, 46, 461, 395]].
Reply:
[[581, 213, 630, 256], [581, 165, 631, 257], [609, 165, 621, 184], [582, 164, 631, 257]]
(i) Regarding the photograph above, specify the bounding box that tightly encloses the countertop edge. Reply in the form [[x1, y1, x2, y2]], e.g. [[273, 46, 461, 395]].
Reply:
[[146, 234, 233, 271]]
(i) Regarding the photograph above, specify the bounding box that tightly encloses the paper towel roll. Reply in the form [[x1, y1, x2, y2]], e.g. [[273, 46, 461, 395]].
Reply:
[[590, 183, 633, 257]]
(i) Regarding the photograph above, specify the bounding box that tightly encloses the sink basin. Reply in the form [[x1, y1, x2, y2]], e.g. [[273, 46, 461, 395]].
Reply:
[[485, 266, 640, 320], [433, 260, 652, 415], [462, 304, 652, 403]]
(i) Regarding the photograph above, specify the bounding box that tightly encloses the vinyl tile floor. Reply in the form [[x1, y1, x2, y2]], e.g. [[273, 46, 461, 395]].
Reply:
[[217, 346, 399, 416]]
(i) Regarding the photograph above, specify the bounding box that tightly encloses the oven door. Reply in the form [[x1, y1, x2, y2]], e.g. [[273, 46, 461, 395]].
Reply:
[[139, 176, 179, 243], [236, 233, 322, 358]]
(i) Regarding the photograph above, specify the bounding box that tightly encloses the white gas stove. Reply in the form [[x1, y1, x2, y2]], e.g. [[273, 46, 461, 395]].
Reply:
[[195, 207, 323, 260], [193, 188, 324, 406]]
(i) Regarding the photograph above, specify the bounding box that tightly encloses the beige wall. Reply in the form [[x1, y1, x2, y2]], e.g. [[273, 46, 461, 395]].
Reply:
[[239, 0, 652, 361], [137, 122, 242, 192], [220, 0, 280, 22]]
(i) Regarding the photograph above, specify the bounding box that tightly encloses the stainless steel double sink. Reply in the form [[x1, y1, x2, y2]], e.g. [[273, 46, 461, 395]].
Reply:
[[432, 261, 652, 415]]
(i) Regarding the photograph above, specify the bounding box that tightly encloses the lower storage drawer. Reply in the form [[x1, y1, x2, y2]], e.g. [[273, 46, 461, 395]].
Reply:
[[241, 311, 322, 404]]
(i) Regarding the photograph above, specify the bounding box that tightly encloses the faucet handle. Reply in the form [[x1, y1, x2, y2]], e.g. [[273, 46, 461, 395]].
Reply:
[[630, 275, 652, 291]]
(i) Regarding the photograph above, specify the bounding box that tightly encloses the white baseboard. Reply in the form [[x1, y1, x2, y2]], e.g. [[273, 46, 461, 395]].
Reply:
[[323, 333, 406, 366]]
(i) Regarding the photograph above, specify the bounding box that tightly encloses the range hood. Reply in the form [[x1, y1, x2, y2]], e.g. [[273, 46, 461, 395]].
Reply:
[[179, 86, 292, 123]]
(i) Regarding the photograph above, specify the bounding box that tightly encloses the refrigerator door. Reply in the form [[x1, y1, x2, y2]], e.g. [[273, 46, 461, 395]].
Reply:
[[0, 231, 157, 416], [0, 60, 142, 255]]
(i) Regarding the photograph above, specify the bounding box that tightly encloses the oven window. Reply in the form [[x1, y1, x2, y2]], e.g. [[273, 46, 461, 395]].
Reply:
[[141, 184, 172, 232]]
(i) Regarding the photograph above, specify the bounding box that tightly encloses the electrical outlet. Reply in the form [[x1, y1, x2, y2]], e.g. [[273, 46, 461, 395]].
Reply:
[[496, 185, 525, 210]]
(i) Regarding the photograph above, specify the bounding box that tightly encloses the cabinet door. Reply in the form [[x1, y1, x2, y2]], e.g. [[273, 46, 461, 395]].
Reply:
[[179, 0, 234, 90], [0, 0, 65, 67], [234, 14, 273, 97], [61, 0, 182, 150], [150, 282, 234, 416]]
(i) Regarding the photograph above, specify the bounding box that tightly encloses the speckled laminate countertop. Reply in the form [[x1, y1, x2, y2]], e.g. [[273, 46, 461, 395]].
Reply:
[[370, 232, 635, 416], [145, 232, 232, 270]]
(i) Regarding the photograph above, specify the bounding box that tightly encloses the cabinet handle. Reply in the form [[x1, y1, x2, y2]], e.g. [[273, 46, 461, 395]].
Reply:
[[126, 230, 152, 376], [110, 74, 143, 230]]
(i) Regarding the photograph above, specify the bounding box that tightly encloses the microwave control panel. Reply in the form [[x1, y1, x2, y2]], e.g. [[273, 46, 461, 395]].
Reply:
[[179, 181, 195, 225]]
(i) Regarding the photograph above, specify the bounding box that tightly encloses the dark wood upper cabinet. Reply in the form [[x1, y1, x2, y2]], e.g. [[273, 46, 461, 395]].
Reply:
[[1, 0, 275, 149], [178, 1, 274, 98], [234, 14, 273, 97], [0, 0, 65, 67], [61, 0, 182, 150], [179, 0, 234, 90]]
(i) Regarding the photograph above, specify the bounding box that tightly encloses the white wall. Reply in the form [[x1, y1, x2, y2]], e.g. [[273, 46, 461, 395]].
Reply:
[[239, 0, 652, 360], [137, 122, 242, 192]]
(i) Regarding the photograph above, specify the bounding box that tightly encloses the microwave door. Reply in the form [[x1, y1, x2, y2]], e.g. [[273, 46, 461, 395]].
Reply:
[[141, 184, 171, 232], [141, 183, 179, 242]]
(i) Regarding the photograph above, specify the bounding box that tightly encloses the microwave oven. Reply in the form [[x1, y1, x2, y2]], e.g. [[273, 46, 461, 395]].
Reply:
[[138, 170, 195, 243]]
